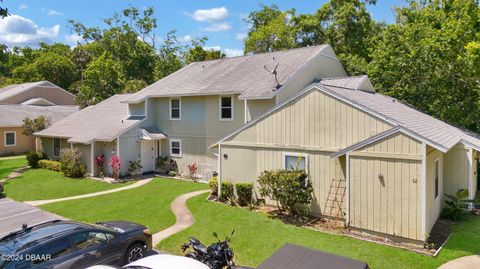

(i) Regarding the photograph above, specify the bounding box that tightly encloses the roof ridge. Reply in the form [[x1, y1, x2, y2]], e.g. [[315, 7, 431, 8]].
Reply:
[[320, 75, 367, 81], [190, 44, 328, 64]]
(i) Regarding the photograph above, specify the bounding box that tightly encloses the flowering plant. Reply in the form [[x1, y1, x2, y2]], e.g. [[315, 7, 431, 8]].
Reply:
[[109, 155, 121, 179], [95, 154, 105, 177], [188, 162, 198, 180]]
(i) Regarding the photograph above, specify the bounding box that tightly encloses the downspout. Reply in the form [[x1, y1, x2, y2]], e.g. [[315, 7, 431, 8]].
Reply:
[[217, 144, 222, 198], [91, 142, 95, 177], [468, 147, 474, 200], [244, 99, 248, 124], [345, 153, 350, 226]]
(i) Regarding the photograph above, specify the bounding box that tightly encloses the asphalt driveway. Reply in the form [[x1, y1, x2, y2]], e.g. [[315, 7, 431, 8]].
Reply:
[[0, 198, 65, 238]]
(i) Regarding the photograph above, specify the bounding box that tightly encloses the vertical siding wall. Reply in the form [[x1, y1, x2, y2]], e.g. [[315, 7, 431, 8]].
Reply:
[[143, 96, 275, 174], [444, 144, 470, 196], [276, 46, 346, 103], [119, 127, 141, 175], [220, 90, 393, 218], [425, 147, 443, 235], [349, 133, 423, 241]]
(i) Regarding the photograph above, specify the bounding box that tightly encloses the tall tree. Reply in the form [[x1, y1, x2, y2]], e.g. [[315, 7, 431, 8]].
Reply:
[[243, 1, 380, 74], [0, 0, 8, 19], [185, 37, 225, 64], [368, 0, 480, 132]]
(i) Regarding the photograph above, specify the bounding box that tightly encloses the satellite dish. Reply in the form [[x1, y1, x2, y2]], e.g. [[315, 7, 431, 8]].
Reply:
[[263, 58, 281, 90]]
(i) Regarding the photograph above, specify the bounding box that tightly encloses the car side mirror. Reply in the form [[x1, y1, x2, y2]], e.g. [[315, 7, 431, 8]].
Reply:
[[213, 232, 218, 239]]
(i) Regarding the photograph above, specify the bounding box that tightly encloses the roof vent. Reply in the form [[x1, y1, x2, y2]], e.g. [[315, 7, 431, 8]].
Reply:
[[264, 57, 281, 90]]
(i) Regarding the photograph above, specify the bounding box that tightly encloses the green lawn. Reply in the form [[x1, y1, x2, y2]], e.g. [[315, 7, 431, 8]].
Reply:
[[4, 169, 134, 201], [158, 193, 480, 269], [40, 178, 480, 269], [0, 157, 27, 179], [41, 178, 208, 233]]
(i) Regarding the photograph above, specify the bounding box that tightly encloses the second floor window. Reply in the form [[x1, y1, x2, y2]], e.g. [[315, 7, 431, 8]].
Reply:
[[219, 96, 233, 120], [170, 98, 181, 120]]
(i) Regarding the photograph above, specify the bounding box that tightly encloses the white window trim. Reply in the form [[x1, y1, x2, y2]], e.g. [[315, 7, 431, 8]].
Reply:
[[169, 97, 181, 120], [434, 157, 440, 201], [4, 131, 16, 147], [53, 137, 61, 158], [282, 152, 308, 171], [170, 139, 182, 158], [219, 95, 234, 121]]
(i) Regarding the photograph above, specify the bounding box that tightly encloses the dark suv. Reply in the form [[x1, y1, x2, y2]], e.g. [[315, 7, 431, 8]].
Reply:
[[0, 220, 152, 269]]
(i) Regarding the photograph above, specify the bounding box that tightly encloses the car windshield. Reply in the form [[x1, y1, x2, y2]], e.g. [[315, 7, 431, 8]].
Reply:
[[0, 224, 78, 255], [124, 266, 152, 269]]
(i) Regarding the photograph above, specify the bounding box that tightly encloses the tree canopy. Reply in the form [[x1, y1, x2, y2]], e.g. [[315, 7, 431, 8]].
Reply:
[[0, 6, 224, 106]]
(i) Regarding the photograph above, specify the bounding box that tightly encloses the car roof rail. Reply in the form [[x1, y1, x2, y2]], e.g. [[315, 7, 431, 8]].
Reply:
[[0, 220, 63, 241]]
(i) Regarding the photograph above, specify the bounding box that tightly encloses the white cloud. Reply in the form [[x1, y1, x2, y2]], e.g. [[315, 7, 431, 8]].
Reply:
[[65, 33, 83, 45], [41, 8, 63, 16], [203, 46, 222, 51], [192, 7, 228, 22], [224, 49, 244, 58], [179, 35, 193, 43], [235, 33, 247, 40], [0, 14, 60, 46], [203, 46, 244, 58], [202, 23, 231, 32], [18, 4, 28, 10]]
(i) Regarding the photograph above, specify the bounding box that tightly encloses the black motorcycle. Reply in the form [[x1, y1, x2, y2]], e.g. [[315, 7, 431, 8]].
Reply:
[[181, 230, 236, 269]]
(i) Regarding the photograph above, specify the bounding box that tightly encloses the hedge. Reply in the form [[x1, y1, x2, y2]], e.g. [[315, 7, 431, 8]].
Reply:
[[38, 160, 62, 172]]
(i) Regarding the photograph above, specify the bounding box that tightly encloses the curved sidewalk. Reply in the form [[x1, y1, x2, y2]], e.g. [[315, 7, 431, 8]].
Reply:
[[152, 189, 210, 246], [25, 178, 153, 206], [438, 255, 480, 269]]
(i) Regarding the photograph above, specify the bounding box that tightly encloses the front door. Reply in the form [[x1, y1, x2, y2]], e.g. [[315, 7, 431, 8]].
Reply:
[[141, 140, 156, 173]]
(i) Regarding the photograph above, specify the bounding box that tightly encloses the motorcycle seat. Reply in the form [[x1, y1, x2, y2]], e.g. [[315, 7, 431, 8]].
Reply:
[[193, 243, 208, 255]]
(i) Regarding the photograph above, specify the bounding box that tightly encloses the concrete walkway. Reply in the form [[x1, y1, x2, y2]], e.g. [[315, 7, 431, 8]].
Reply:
[[438, 255, 480, 269], [0, 155, 25, 160], [25, 178, 154, 206], [152, 189, 210, 246]]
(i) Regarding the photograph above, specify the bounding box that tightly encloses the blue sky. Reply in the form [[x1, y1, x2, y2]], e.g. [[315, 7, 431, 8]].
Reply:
[[0, 0, 405, 57]]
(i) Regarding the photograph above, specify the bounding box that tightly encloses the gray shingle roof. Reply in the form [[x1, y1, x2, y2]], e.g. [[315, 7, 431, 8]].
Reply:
[[123, 45, 329, 103], [0, 105, 78, 127], [317, 77, 480, 152], [0, 81, 73, 103], [214, 76, 480, 152], [35, 94, 144, 144]]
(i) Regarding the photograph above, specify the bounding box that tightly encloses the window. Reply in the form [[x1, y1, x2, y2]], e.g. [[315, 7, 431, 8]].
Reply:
[[170, 98, 181, 120], [53, 138, 61, 157], [32, 238, 72, 264], [435, 158, 439, 199], [72, 232, 108, 250], [4, 131, 15, 146], [283, 153, 307, 171], [219, 96, 234, 120], [170, 139, 181, 157]]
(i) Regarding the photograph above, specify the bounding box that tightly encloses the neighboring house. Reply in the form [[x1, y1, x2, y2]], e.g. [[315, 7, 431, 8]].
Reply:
[[36, 45, 346, 176], [0, 105, 79, 156], [0, 81, 76, 105], [0, 81, 78, 156], [35, 94, 144, 175], [212, 76, 480, 242]]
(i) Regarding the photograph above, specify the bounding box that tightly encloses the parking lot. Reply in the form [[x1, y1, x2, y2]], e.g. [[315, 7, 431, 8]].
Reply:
[[0, 198, 65, 238]]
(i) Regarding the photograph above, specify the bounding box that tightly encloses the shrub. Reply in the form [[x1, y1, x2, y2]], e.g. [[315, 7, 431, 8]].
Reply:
[[209, 177, 218, 194], [220, 181, 235, 202], [26, 151, 45, 168], [95, 154, 105, 176], [109, 155, 121, 179], [258, 169, 313, 220], [188, 162, 198, 180], [168, 171, 177, 177], [60, 148, 87, 178], [128, 160, 143, 179], [236, 183, 254, 206], [442, 189, 473, 221], [155, 156, 169, 172], [38, 160, 61, 172]]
